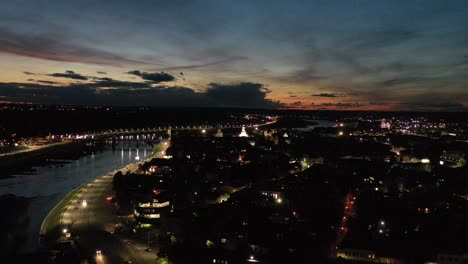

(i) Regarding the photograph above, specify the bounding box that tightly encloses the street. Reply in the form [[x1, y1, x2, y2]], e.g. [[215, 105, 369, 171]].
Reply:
[[59, 141, 170, 263]]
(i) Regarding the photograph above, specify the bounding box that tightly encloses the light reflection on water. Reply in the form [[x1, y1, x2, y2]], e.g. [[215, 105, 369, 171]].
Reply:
[[0, 140, 153, 252]]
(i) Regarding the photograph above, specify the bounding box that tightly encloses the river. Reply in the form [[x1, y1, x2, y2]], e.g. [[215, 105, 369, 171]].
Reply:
[[0, 140, 153, 252], [292, 119, 337, 131]]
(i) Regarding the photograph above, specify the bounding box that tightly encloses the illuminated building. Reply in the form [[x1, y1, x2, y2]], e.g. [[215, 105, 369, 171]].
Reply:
[[215, 128, 224, 138], [337, 248, 403, 264], [263, 130, 273, 138], [239, 126, 249, 137], [134, 190, 172, 223], [381, 119, 391, 129]]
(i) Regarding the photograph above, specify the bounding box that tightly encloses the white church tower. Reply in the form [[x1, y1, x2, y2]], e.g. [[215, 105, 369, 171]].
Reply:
[[239, 126, 249, 137]]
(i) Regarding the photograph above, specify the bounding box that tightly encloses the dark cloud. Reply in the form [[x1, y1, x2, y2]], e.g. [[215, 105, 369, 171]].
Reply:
[[23, 71, 36, 75], [27, 79, 60, 85], [312, 102, 363, 109], [0, 27, 148, 66], [38, 80, 59, 85], [288, 101, 304, 107], [94, 77, 113, 82], [312, 93, 346, 98], [48, 70, 88, 80], [69, 76, 153, 89], [96, 71, 107, 74], [0, 80, 283, 109], [127, 70, 175, 83], [289, 95, 297, 98], [92, 79, 152, 89], [204, 82, 283, 108]]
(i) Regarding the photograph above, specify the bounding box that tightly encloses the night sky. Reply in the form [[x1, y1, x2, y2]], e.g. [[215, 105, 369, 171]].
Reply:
[[0, 0, 467, 110]]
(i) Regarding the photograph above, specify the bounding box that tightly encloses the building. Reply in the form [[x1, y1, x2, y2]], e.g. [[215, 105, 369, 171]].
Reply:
[[239, 126, 249, 137], [337, 248, 403, 264], [134, 190, 172, 224], [381, 119, 391, 129], [215, 128, 224, 138]]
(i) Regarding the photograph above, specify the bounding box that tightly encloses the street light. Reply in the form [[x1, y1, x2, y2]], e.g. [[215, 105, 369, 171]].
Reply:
[[247, 255, 259, 262], [146, 230, 154, 252]]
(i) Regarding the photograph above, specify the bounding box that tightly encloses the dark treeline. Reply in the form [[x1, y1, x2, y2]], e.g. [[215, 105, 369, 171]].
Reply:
[[2, 104, 467, 138], [0, 106, 259, 137], [0, 140, 105, 178]]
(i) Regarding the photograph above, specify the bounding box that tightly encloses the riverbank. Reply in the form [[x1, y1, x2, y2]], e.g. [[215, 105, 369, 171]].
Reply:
[[0, 140, 82, 179], [0, 140, 153, 254], [0, 141, 70, 157], [39, 140, 170, 263], [39, 141, 164, 250], [39, 183, 88, 248]]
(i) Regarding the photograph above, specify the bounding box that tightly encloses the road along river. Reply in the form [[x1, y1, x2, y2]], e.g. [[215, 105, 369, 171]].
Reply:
[[0, 140, 153, 252]]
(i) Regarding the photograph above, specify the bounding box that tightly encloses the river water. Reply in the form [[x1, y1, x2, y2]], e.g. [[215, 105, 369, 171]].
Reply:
[[292, 119, 337, 131], [0, 141, 153, 252]]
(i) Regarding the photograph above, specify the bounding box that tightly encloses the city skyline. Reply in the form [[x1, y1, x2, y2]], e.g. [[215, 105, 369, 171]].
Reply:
[[1, 0, 467, 111]]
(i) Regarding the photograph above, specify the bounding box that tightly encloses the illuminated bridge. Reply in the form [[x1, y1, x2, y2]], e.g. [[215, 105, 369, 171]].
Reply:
[[50, 119, 277, 141]]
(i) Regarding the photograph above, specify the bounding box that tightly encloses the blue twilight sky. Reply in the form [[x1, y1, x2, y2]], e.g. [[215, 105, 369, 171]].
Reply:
[[0, 0, 467, 110]]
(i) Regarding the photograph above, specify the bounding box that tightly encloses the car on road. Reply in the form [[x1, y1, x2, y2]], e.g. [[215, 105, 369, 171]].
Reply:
[[125, 240, 133, 245], [96, 249, 102, 255]]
